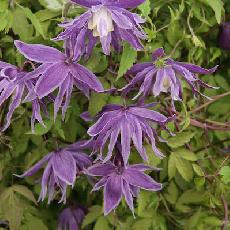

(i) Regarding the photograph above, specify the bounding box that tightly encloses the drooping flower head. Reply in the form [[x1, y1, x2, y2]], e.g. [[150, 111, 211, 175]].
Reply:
[[15, 142, 92, 204], [122, 48, 218, 103], [86, 153, 162, 215], [14, 40, 104, 120], [86, 103, 174, 164], [0, 61, 48, 131], [219, 22, 230, 50], [58, 206, 85, 230], [54, 0, 146, 56]]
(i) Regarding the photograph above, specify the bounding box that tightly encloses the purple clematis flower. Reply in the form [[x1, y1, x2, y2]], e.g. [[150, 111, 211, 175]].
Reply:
[[86, 157, 162, 215], [0, 61, 48, 131], [86, 103, 174, 164], [14, 40, 104, 120], [219, 22, 230, 50], [15, 143, 92, 204], [54, 0, 146, 56], [58, 206, 85, 230], [122, 48, 218, 102]]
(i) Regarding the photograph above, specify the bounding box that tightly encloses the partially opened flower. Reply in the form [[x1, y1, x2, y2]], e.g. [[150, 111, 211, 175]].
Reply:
[[87, 103, 174, 164], [14, 40, 104, 120], [86, 158, 162, 215], [54, 0, 146, 56], [122, 48, 218, 103], [58, 206, 85, 230], [15, 143, 92, 204], [219, 22, 230, 50], [0, 61, 47, 131]]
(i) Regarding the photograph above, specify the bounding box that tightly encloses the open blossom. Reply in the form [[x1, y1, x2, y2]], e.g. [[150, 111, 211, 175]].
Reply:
[[15, 143, 92, 204], [0, 61, 48, 131], [54, 0, 146, 56], [58, 206, 85, 230], [122, 48, 218, 102], [86, 103, 174, 164], [86, 157, 162, 215], [14, 40, 104, 120]]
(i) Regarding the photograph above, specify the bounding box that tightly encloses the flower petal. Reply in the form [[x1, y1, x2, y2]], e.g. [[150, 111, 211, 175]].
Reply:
[[122, 179, 134, 214], [14, 40, 65, 63], [71, 0, 101, 8], [86, 163, 115, 176], [35, 63, 69, 98], [152, 48, 165, 61], [106, 0, 145, 8], [104, 175, 122, 215], [124, 168, 162, 191], [92, 177, 108, 191], [52, 150, 76, 185], [121, 119, 131, 165]]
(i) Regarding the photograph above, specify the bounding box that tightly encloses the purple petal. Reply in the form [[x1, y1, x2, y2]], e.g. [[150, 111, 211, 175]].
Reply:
[[71, 0, 101, 7], [35, 63, 69, 98], [70, 63, 104, 92], [14, 40, 65, 63], [100, 33, 112, 55], [51, 150, 76, 185], [122, 179, 134, 214], [104, 175, 122, 215], [128, 63, 153, 75], [92, 177, 108, 191], [121, 119, 131, 165], [129, 107, 168, 123], [152, 48, 165, 61], [87, 163, 115, 176], [110, 10, 133, 29], [15, 153, 52, 178], [106, 0, 145, 8], [128, 164, 160, 172], [124, 168, 162, 191]]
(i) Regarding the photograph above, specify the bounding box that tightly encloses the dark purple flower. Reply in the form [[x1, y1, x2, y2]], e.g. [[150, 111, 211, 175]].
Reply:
[[15, 143, 92, 204], [86, 160, 162, 215], [54, 0, 146, 56], [219, 22, 230, 50], [122, 48, 218, 102], [14, 40, 104, 120], [86, 103, 174, 164], [0, 61, 48, 131], [58, 206, 85, 230]]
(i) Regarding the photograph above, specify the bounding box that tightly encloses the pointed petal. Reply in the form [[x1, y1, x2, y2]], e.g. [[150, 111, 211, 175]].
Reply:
[[100, 33, 112, 55], [86, 163, 115, 176], [124, 169, 162, 191], [104, 175, 122, 215], [107, 0, 145, 8], [121, 119, 131, 165], [14, 40, 65, 63], [35, 63, 69, 98], [52, 151, 76, 185], [122, 179, 134, 214], [128, 164, 160, 172], [92, 177, 108, 191], [152, 48, 165, 61], [71, 0, 101, 7]]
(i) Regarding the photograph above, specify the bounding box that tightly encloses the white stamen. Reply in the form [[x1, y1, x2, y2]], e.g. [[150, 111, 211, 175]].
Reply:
[[88, 6, 114, 37]]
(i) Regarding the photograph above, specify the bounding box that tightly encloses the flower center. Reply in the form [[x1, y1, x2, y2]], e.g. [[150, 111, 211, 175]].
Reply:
[[88, 6, 114, 37], [154, 58, 166, 69]]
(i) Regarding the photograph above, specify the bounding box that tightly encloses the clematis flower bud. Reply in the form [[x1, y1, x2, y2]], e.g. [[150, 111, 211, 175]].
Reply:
[[219, 22, 230, 50]]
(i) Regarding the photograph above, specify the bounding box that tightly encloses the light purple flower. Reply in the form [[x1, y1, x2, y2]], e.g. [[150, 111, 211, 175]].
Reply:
[[15, 143, 92, 204], [86, 159, 162, 215], [58, 206, 85, 230], [54, 0, 146, 56], [86, 103, 174, 164], [122, 48, 218, 102], [14, 40, 104, 120], [0, 61, 47, 131]]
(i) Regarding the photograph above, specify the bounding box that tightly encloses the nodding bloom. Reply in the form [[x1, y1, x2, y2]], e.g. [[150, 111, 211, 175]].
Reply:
[[122, 48, 218, 103], [15, 143, 92, 204], [86, 155, 162, 215], [0, 61, 48, 131], [54, 0, 146, 56], [14, 40, 104, 120], [219, 22, 230, 50], [58, 206, 85, 230], [86, 103, 174, 164]]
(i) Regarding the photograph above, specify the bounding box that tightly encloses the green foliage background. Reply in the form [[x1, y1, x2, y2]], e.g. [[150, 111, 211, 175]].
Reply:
[[0, 0, 229, 229]]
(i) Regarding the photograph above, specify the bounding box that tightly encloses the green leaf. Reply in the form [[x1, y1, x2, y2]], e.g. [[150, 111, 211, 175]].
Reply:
[[192, 164, 205, 176], [26, 119, 53, 136], [38, 0, 65, 11], [175, 148, 198, 161], [177, 190, 205, 204], [168, 154, 177, 179], [82, 206, 102, 227], [20, 213, 48, 230], [219, 166, 230, 184], [138, 0, 151, 18], [167, 132, 195, 148], [132, 218, 152, 230], [117, 43, 137, 79], [200, 0, 224, 24], [12, 185, 37, 205], [94, 216, 110, 230], [22, 7, 45, 38], [164, 181, 178, 204]]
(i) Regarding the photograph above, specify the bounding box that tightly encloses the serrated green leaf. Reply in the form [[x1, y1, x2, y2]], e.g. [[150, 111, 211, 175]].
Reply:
[[117, 43, 137, 79], [94, 216, 110, 230], [164, 181, 178, 204], [167, 132, 195, 148], [132, 218, 152, 230], [220, 166, 230, 184], [82, 206, 102, 228], [138, 0, 151, 18], [174, 148, 198, 161], [168, 154, 177, 179], [20, 213, 48, 230]]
